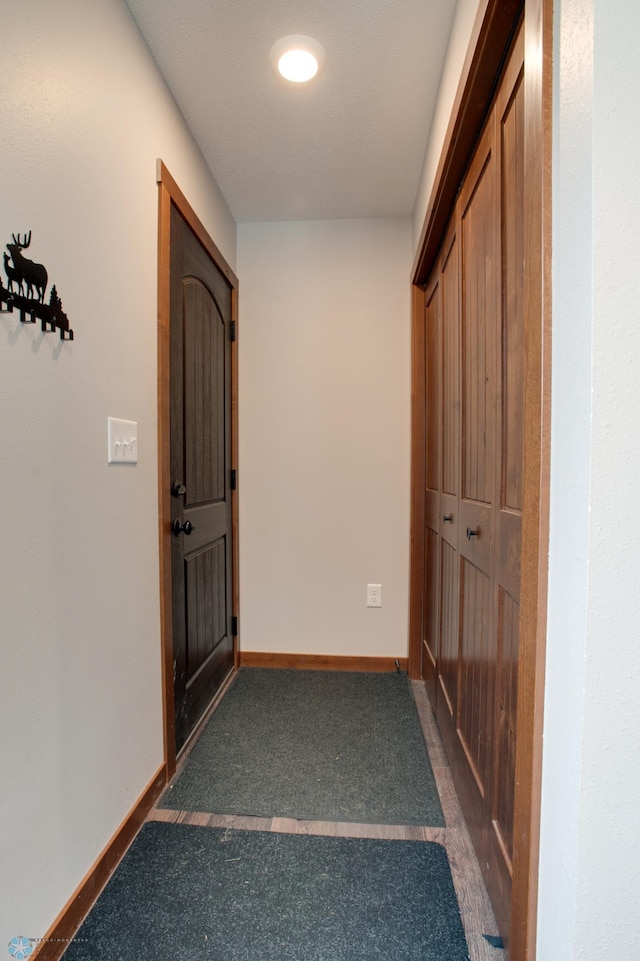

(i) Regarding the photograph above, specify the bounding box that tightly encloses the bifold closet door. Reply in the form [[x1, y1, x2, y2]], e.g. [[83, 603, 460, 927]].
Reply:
[[492, 29, 525, 888], [419, 23, 525, 938], [458, 109, 499, 814], [423, 275, 441, 706], [436, 224, 460, 726]]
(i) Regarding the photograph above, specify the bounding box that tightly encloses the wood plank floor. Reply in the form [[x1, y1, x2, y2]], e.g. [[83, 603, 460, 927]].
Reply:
[[147, 678, 500, 960]]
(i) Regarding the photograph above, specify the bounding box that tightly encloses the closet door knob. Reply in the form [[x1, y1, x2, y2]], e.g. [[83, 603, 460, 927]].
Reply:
[[443, 514, 453, 523], [466, 527, 479, 539]]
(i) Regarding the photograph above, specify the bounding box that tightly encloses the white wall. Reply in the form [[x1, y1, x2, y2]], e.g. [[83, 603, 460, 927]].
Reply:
[[412, 0, 484, 250], [539, 0, 640, 958], [537, 1, 593, 954], [0, 0, 235, 946], [237, 218, 412, 659]]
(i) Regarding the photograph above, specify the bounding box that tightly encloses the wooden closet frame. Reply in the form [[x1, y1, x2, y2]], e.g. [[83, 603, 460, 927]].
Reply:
[[407, 1, 551, 958]]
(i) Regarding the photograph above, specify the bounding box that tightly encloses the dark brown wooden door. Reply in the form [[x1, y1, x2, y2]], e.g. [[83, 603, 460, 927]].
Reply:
[[422, 220, 461, 725], [437, 223, 461, 730], [423, 272, 441, 706], [419, 23, 524, 943], [491, 35, 525, 913], [458, 105, 499, 829], [170, 204, 234, 752]]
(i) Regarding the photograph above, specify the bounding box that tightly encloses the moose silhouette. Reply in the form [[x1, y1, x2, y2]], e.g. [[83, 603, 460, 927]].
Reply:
[[0, 231, 74, 341], [6, 231, 48, 302], [3, 252, 21, 295]]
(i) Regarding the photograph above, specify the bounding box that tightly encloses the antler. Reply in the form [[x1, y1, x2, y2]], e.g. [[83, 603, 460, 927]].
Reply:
[[11, 231, 31, 249]]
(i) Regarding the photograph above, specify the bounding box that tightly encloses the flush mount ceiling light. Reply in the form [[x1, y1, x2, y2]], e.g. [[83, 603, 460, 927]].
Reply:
[[270, 35, 325, 83]]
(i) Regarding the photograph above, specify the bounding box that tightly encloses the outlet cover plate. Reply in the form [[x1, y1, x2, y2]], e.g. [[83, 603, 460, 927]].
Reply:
[[108, 417, 138, 464], [367, 583, 382, 608]]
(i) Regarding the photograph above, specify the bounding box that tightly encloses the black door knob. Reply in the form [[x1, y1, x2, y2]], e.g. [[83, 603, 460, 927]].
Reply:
[[466, 527, 479, 539], [172, 481, 186, 497], [172, 519, 195, 537], [443, 514, 453, 523]]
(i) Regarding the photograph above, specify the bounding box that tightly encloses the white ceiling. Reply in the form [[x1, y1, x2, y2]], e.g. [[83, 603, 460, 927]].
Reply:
[[125, 0, 457, 222]]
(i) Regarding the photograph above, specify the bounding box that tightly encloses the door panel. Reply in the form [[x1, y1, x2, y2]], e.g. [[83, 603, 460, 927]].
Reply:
[[440, 492, 458, 549], [436, 223, 460, 723], [438, 540, 459, 719], [423, 526, 439, 684], [441, 231, 459, 499], [461, 133, 498, 511], [170, 204, 234, 753], [501, 65, 525, 518], [425, 280, 441, 495], [183, 281, 226, 506], [458, 558, 494, 798], [494, 588, 519, 869], [423, 276, 441, 697], [459, 501, 492, 570], [458, 108, 499, 813], [497, 511, 521, 602], [184, 540, 226, 681], [492, 37, 525, 884]]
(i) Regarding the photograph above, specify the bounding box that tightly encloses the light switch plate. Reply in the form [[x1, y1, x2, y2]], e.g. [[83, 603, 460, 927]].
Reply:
[[108, 417, 138, 464]]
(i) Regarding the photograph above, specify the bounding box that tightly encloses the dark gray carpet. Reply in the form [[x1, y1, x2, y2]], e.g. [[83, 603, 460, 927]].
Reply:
[[62, 822, 469, 961], [160, 669, 444, 826]]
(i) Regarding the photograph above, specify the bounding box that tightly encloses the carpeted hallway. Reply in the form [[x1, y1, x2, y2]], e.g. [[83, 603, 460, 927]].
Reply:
[[159, 669, 445, 825], [61, 671, 500, 960]]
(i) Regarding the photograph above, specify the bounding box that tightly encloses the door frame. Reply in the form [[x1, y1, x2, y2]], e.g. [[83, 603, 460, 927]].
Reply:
[[156, 160, 240, 778], [407, 1, 551, 957]]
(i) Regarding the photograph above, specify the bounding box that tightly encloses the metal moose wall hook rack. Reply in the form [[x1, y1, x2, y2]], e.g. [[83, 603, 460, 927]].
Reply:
[[0, 230, 74, 341]]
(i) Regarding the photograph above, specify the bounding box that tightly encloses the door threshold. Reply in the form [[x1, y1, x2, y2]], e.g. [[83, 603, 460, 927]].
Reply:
[[410, 680, 502, 961]]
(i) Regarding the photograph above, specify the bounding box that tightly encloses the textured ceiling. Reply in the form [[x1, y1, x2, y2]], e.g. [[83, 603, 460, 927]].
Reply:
[[125, 0, 457, 222]]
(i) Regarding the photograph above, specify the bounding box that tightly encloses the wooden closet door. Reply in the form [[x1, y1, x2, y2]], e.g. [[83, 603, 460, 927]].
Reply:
[[492, 24, 525, 892], [419, 23, 524, 945], [423, 218, 461, 716], [423, 272, 441, 706], [437, 223, 461, 726], [458, 109, 499, 813]]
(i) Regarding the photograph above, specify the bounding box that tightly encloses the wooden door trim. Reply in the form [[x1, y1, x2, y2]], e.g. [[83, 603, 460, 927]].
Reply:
[[407, 281, 426, 679], [412, 0, 524, 286], [408, 1, 551, 957], [509, 0, 552, 956], [157, 160, 239, 778]]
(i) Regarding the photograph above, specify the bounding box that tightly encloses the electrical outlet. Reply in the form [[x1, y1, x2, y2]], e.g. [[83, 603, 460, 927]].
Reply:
[[367, 583, 382, 608], [108, 417, 138, 464]]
